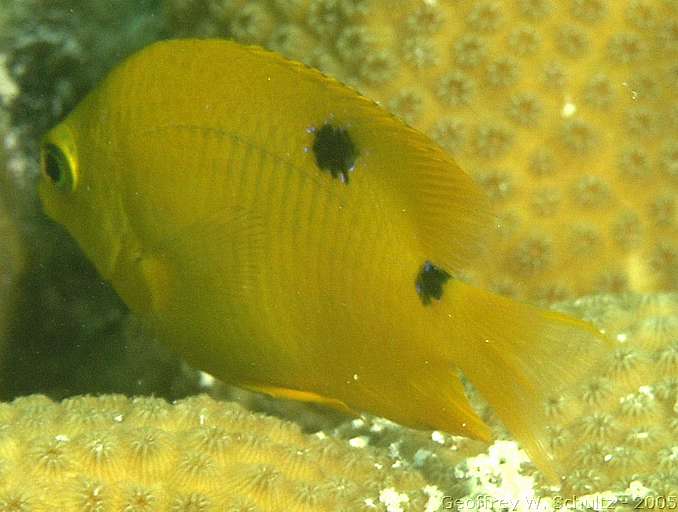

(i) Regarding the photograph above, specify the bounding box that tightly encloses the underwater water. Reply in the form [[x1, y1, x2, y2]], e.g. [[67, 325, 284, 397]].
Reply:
[[0, 0, 676, 509]]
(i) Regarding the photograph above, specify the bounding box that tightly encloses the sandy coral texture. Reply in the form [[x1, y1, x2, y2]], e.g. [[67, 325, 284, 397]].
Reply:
[[0, 394, 434, 511], [548, 292, 678, 497]]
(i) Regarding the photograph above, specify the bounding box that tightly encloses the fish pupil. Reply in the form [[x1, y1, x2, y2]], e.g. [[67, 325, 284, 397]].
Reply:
[[416, 261, 451, 306], [312, 123, 358, 184], [43, 143, 73, 191], [44, 144, 64, 184]]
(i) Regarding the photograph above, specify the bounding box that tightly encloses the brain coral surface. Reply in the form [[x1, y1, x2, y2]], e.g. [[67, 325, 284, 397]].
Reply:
[[0, 394, 435, 511]]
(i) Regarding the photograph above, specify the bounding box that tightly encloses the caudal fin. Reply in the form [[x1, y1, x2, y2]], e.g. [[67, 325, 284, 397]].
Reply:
[[440, 281, 612, 483]]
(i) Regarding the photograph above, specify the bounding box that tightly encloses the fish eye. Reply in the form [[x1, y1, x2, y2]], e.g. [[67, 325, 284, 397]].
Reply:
[[42, 143, 74, 191]]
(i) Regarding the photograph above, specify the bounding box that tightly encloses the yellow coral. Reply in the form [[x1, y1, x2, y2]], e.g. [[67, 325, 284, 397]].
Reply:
[[165, 0, 677, 302], [0, 394, 432, 511], [547, 293, 678, 496]]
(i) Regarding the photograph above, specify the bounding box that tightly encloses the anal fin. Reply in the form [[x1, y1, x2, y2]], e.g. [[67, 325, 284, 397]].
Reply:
[[240, 383, 358, 417]]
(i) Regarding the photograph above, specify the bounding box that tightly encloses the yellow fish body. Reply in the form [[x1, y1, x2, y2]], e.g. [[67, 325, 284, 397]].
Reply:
[[39, 39, 609, 481]]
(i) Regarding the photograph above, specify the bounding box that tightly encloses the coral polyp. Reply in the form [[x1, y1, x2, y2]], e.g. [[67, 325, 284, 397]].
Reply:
[[0, 394, 431, 510]]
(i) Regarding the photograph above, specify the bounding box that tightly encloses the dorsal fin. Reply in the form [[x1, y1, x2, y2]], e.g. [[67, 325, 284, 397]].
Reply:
[[371, 120, 495, 274]]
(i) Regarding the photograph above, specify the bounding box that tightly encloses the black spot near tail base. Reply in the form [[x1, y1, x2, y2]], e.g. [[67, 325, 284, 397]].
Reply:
[[416, 261, 451, 306], [312, 123, 358, 184]]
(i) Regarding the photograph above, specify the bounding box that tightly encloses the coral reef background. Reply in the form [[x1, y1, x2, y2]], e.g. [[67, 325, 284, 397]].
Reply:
[[0, 394, 433, 511], [0, 115, 24, 369]]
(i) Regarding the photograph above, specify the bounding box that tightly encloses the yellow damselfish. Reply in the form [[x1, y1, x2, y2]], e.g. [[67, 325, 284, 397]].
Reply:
[[39, 39, 610, 481]]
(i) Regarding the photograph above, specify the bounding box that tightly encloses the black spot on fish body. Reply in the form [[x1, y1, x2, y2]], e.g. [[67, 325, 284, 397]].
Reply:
[[312, 123, 358, 184], [416, 261, 451, 305]]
